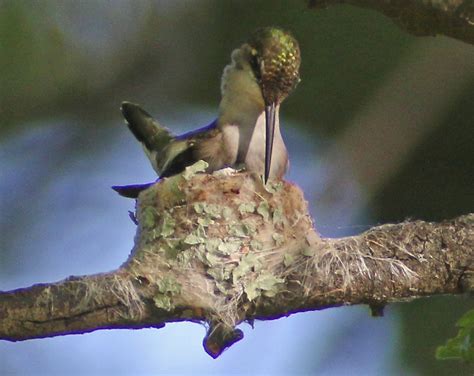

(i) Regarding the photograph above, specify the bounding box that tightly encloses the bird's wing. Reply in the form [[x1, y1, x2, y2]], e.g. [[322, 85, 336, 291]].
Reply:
[[159, 120, 219, 178]]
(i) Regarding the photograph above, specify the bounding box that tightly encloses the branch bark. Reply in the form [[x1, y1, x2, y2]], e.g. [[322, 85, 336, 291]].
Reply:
[[1, 171, 472, 358], [309, 0, 474, 45]]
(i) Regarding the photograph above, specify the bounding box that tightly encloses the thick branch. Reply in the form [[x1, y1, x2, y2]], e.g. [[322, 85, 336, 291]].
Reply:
[[0, 272, 168, 341], [1, 171, 472, 357], [310, 0, 474, 45]]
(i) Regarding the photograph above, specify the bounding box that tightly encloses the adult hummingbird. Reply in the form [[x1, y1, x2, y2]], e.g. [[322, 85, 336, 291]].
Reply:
[[113, 27, 301, 198]]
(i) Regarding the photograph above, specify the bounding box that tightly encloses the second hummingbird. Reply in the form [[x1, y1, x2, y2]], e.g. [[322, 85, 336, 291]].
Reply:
[[113, 27, 301, 198]]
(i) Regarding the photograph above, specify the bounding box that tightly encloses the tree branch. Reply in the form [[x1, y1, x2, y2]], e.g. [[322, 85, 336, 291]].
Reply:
[[1, 170, 472, 357], [309, 0, 474, 45]]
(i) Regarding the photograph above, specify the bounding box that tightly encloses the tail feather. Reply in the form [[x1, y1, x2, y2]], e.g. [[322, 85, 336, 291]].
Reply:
[[111, 182, 156, 199], [121, 102, 173, 152]]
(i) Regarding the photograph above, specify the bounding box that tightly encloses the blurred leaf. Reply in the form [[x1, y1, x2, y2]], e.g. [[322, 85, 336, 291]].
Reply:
[[458, 310, 474, 328], [436, 310, 474, 362]]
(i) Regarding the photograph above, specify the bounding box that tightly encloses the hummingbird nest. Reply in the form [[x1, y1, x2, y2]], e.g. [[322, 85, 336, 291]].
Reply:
[[105, 161, 420, 357], [115, 162, 318, 355]]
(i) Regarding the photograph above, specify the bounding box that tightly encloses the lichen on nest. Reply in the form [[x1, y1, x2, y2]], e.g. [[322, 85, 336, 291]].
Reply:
[[121, 162, 314, 328]]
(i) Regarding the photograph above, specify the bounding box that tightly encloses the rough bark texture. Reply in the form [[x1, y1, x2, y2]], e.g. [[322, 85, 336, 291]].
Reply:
[[1, 170, 472, 357], [309, 0, 474, 45]]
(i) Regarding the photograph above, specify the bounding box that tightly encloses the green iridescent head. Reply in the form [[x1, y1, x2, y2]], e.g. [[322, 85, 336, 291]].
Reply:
[[246, 27, 301, 105]]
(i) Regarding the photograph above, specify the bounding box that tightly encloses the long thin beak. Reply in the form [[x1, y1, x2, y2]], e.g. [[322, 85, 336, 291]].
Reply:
[[264, 102, 276, 184], [264, 103, 275, 184]]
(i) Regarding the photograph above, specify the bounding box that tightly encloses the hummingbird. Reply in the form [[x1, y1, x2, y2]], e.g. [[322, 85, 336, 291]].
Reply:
[[113, 27, 301, 198]]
